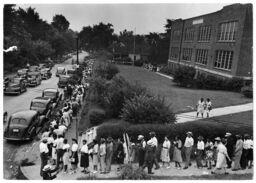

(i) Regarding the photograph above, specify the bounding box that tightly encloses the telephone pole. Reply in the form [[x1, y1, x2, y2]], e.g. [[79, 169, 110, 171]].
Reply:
[[133, 28, 136, 66]]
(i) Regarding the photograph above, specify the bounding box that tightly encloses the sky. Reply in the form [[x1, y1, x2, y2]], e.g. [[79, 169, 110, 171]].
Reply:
[[17, 3, 231, 34]]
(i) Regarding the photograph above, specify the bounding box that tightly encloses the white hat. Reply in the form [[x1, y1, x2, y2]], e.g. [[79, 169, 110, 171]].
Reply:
[[215, 137, 221, 141], [147, 140, 154, 146], [42, 165, 51, 171], [225, 132, 232, 137], [186, 131, 193, 135], [138, 135, 144, 140]]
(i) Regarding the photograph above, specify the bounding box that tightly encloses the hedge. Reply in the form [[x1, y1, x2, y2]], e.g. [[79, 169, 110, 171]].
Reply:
[[88, 108, 106, 125]]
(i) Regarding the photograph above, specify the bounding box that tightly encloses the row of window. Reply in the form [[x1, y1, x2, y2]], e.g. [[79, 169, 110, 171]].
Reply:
[[172, 21, 238, 42], [170, 47, 234, 71]]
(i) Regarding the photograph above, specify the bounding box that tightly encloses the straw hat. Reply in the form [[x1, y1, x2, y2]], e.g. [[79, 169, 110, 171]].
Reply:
[[138, 135, 144, 140], [42, 165, 51, 171], [225, 132, 232, 137], [186, 131, 193, 136], [215, 137, 221, 141]]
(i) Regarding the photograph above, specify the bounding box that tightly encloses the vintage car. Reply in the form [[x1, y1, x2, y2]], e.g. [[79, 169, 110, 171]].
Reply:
[[29, 65, 40, 72], [17, 69, 29, 86], [4, 77, 27, 95], [41, 68, 52, 80], [58, 75, 71, 88], [4, 110, 45, 141], [66, 68, 76, 77], [4, 77, 10, 91], [27, 71, 42, 87], [30, 97, 53, 118], [56, 67, 66, 77], [42, 88, 62, 104]]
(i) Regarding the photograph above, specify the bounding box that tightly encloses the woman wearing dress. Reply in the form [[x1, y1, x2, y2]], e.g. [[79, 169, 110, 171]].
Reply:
[[51, 133, 58, 165], [173, 136, 183, 169], [92, 139, 99, 173], [204, 138, 214, 169], [70, 138, 79, 174], [99, 138, 106, 174], [62, 139, 70, 173], [161, 136, 171, 168], [232, 135, 243, 171], [211, 137, 231, 174], [205, 98, 212, 118], [196, 98, 205, 118], [80, 140, 89, 173]]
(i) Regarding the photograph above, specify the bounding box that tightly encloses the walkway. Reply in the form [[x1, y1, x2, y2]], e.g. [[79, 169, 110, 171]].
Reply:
[[156, 72, 174, 80]]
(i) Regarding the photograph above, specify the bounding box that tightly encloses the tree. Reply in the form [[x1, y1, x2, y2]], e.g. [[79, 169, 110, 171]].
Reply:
[[52, 14, 70, 32]]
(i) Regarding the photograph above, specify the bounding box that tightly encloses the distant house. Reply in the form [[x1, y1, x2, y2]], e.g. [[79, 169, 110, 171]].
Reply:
[[128, 53, 141, 61]]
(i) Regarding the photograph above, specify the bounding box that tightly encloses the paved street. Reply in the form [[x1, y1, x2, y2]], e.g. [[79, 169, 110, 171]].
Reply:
[[3, 51, 88, 179]]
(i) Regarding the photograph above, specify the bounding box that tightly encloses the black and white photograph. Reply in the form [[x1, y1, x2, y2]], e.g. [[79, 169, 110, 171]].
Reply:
[[2, 0, 254, 180]]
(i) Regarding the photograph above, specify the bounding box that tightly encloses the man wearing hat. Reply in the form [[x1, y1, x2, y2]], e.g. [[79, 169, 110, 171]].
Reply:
[[39, 138, 49, 177], [225, 132, 235, 168], [183, 132, 194, 169], [137, 135, 146, 167], [149, 132, 160, 169], [143, 140, 155, 174], [196, 136, 205, 168], [42, 160, 58, 180], [106, 137, 114, 173]]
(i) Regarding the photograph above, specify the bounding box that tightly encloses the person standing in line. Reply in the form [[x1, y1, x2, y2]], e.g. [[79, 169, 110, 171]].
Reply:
[[205, 98, 212, 118], [70, 138, 79, 174], [173, 136, 183, 169], [55, 135, 64, 171], [99, 138, 106, 174], [40, 138, 49, 177], [137, 135, 146, 167], [80, 139, 89, 173], [143, 140, 155, 174], [116, 138, 125, 171], [196, 136, 205, 169], [225, 132, 235, 169], [149, 132, 160, 170], [183, 132, 194, 169], [211, 138, 231, 174], [106, 137, 114, 173], [204, 138, 214, 169], [62, 139, 70, 173], [47, 133, 54, 159], [247, 135, 253, 169], [196, 98, 205, 118], [160, 136, 171, 168], [92, 139, 99, 173], [232, 135, 244, 171], [51, 133, 58, 165]]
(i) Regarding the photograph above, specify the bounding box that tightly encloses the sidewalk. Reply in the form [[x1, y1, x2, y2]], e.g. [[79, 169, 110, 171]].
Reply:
[[176, 103, 253, 123], [156, 72, 174, 80]]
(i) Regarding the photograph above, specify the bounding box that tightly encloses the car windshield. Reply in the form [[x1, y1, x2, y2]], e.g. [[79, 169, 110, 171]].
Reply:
[[57, 68, 64, 72], [10, 118, 28, 126], [67, 70, 75, 74], [31, 102, 45, 108], [60, 77, 69, 82], [44, 91, 56, 98]]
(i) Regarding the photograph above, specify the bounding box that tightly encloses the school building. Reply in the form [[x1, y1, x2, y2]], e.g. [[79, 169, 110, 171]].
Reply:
[[167, 3, 252, 80]]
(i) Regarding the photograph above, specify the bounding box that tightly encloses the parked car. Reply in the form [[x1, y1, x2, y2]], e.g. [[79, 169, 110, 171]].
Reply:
[[17, 69, 29, 86], [30, 97, 53, 118], [41, 68, 52, 80], [29, 65, 40, 72], [67, 68, 76, 77], [42, 88, 62, 104], [56, 67, 66, 77], [27, 71, 42, 87], [58, 75, 71, 88], [4, 77, 10, 91], [4, 77, 27, 95], [4, 110, 45, 141]]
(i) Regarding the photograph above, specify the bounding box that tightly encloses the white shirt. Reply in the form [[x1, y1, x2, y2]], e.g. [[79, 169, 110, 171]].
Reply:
[[93, 144, 99, 154], [47, 137, 54, 144], [81, 144, 88, 153], [53, 129, 62, 136], [72, 144, 79, 152], [197, 141, 205, 150], [163, 140, 171, 149], [58, 125, 67, 134], [50, 120, 57, 128], [63, 143, 70, 150], [42, 131, 50, 138], [39, 142, 49, 153], [244, 139, 253, 149], [142, 140, 146, 148], [56, 137, 64, 149], [151, 137, 158, 147], [184, 137, 194, 147]]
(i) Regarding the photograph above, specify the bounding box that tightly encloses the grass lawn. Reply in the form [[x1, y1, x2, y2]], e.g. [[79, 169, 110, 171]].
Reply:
[[117, 65, 252, 113]]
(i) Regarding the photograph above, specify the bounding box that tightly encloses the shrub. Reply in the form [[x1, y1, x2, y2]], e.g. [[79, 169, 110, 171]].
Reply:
[[159, 65, 173, 75], [241, 85, 253, 98], [121, 94, 176, 124], [88, 77, 108, 105], [225, 78, 244, 92], [119, 164, 149, 180], [173, 66, 196, 87], [94, 62, 119, 80], [88, 108, 106, 125]]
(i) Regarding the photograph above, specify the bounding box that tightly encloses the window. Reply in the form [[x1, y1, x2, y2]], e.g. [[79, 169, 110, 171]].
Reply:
[[195, 49, 208, 65], [184, 28, 194, 41], [218, 21, 238, 41], [198, 26, 211, 42], [182, 48, 193, 61], [171, 30, 181, 41], [170, 47, 179, 60], [214, 50, 233, 70]]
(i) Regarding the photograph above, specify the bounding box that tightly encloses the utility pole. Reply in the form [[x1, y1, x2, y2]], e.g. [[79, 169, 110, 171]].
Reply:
[[76, 35, 79, 65], [133, 28, 136, 66]]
